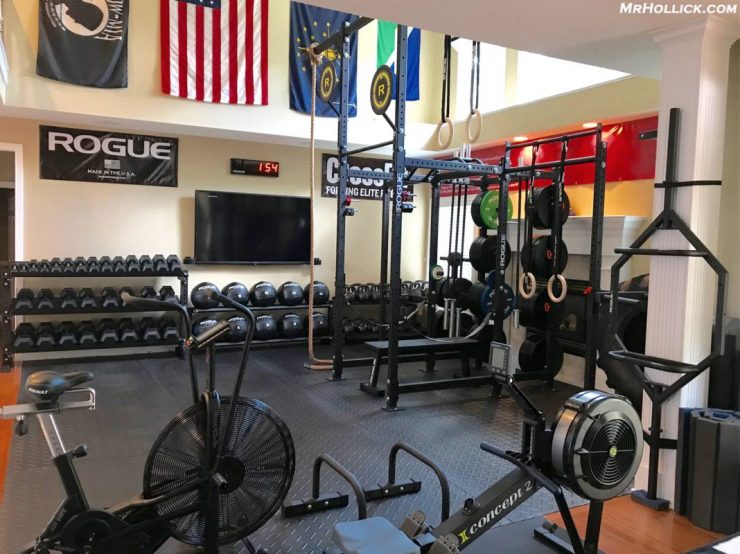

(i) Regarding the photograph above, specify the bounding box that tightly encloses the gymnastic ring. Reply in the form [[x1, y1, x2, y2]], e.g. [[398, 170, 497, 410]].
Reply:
[[547, 274, 568, 303], [519, 272, 537, 299], [435, 117, 454, 150], [465, 108, 482, 143]]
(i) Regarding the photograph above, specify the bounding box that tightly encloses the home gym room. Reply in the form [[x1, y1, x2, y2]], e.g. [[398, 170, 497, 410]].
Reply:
[[0, 0, 738, 553]]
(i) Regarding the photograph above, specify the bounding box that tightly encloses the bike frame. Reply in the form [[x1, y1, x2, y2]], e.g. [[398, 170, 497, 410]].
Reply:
[[8, 291, 259, 554]]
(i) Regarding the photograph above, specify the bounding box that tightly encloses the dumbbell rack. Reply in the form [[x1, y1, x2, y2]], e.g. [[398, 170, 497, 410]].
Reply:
[[2, 260, 189, 366], [192, 303, 333, 351]]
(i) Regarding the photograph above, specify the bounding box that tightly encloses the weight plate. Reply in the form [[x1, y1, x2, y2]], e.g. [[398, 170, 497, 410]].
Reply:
[[474, 190, 514, 230], [317, 63, 336, 103], [481, 283, 515, 319], [430, 264, 445, 280], [532, 186, 570, 230], [523, 236, 569, 277], [370, 65, 393, 115], [469, 236, 512, 273], [518, 336, 564, 373]]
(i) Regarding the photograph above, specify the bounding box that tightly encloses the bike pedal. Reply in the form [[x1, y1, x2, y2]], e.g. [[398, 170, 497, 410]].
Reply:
[[14, 417, 28, 437], [72, 444, 88, 458], [400, 510, 427, 538]]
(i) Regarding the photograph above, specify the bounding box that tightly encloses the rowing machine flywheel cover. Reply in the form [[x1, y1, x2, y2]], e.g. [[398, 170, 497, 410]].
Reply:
[[551, 390, 643, 501]]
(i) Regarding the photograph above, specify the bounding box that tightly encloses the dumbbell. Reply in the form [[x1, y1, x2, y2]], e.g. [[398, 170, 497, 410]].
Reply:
[[98, 319, 119, 344], [13, 323, 35, 348], [153, 254, 169, 273], [38, 260, 51, 274], [50, 257, 63, 274], [10, 262, 26, 274], [117, 318, 139, 343], [79, 288, 98, 309], [160, 317, 179, 341], [125, 255, 141, 273], [87, 257, 100, 274], [139, 317, 162, 344], [120, 287, 135, 306], [36, 322, 57, 348], [139, 255, 154, 273], [167, 255, 181, 273], [74, 257, 88, 273], [112, 256, 126, 274], [140, 286, 158, 299], [99, 256, 113, 273], [77, 321, 98, 345], [26, 260, 39, 273], [101, 287, 122, 309], [13, 289, 35, 312], [36, 289, 55, 310], [60, 288, 80, 310], [159, 286, 178, 303], [57, 322, 78, 347], [62, 258, 75, 273]]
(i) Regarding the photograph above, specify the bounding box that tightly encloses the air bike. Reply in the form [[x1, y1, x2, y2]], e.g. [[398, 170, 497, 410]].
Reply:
[[0, 291, 295, 554], [287, 345, 644, 554]]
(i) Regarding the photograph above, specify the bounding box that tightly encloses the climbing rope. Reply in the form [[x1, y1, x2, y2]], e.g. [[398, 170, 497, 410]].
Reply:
[[306, 44, 333, 371]]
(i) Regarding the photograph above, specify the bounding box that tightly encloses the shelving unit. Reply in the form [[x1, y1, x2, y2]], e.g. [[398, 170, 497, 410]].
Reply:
[[2, 258, 188, 366], [191, 302, 332, 350]]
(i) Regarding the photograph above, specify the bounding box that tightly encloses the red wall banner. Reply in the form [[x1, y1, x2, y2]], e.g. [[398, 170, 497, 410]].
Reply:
[[439, 115, 658, 196]]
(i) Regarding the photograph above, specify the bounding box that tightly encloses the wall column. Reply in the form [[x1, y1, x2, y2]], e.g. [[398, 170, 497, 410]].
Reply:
[[636, 17, 737, 504]]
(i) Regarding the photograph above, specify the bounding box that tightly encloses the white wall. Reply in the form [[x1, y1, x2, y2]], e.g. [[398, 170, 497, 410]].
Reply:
[[2, 0, 443, 149], [0, 116, 430, 298]]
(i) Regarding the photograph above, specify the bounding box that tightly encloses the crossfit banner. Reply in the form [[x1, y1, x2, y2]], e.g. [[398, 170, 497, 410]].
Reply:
[[321, 154, 392, 201], [37, 0, 129, 88], [40, 126, 178, 187]]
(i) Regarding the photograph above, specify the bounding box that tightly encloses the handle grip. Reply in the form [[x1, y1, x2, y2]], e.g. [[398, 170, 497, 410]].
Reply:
[[187, 320, 231, 350]]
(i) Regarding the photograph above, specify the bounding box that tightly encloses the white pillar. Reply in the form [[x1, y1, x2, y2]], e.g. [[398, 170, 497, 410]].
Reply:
[[637, 17, 737, 504]]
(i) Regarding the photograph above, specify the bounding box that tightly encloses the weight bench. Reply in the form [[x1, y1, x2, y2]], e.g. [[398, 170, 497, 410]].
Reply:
[[361, 338, 490, 404]]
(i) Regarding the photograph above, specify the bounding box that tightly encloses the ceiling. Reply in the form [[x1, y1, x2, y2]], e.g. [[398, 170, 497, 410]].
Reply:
[[305, 0, 740, 77]]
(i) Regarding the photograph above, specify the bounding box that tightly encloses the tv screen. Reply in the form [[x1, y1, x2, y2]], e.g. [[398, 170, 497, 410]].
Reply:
[[195, 190, 311, 264]]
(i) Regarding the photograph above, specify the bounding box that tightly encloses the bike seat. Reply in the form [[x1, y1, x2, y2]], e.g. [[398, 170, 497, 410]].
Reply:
[[25, 371, 94, 401]]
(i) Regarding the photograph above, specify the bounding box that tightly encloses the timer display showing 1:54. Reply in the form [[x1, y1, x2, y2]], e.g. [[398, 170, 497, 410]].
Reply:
[[230, 158, 280, 178]]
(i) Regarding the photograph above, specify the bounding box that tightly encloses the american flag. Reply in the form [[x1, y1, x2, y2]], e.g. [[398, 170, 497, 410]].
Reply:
[[160, 0, 268, 105]]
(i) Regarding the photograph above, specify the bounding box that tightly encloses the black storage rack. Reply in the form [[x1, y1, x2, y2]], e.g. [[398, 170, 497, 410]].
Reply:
[[2, 258, 188, 366]]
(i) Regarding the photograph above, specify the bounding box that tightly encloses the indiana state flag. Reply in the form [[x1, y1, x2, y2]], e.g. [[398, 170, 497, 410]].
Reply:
[[377, 21, 420, 101], [289, 2, 358, 117]]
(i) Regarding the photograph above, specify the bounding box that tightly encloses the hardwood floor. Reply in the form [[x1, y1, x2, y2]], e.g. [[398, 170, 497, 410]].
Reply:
[[546, 495, 724, 554], [0, 364, 21, 500]]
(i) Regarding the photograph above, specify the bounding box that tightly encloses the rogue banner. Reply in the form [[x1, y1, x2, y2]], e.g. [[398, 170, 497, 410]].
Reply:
[[321, 154, 392, 201], [40, 126, 179, 187]]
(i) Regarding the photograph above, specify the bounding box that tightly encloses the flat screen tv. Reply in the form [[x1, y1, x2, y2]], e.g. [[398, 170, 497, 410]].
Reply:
[[195, 190, 311, 264]]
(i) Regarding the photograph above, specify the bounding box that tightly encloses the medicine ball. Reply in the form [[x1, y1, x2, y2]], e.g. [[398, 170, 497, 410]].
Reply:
[[250, 281, 277, 307], [190, 282, 220, 309], [277, 281, 304, 306], [221, 282, 250, 305], [304, 312, 329, 337], [304, 281, 330, 305], [254, 314, 278, 341], [278, 313, 304, 338], [224, 315, 248, 343], [192, 317, 219, 337]]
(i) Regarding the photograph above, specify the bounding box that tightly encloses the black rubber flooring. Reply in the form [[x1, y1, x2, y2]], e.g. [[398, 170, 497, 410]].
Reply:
[[0, 344, 584, 553]]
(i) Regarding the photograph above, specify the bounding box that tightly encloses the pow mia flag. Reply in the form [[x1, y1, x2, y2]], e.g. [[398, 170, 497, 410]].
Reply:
[[37, 0, 129, 88], [40, 126, 178, 187]]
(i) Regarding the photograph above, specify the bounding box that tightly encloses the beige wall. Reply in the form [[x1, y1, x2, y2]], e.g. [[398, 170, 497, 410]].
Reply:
[[2, 0, 443, 148], [719, 43, 740, 320], [0, 116, 430, 296]]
